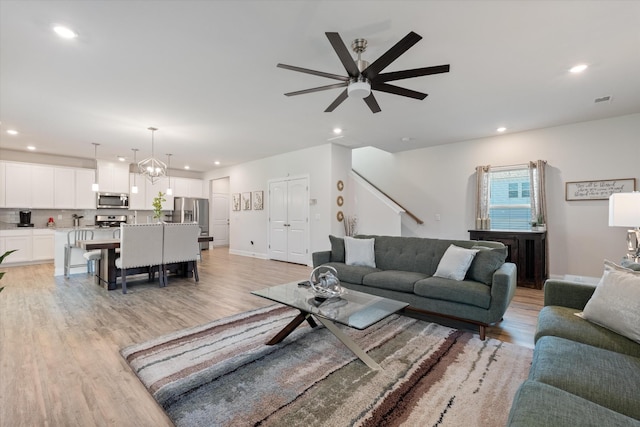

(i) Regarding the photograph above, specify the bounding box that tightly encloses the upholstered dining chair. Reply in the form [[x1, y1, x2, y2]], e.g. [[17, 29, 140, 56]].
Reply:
[[115, 224, 164, 294], [162, 223, 201, 285], [83, 228, 121, 276], [64, 228, 94, 278]]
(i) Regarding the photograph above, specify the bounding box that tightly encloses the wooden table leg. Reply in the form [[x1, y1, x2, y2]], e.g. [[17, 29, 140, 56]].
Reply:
[[266, 310, 316, 345]]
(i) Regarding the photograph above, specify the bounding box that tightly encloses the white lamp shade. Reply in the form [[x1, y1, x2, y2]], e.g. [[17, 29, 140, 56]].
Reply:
[[131, 185, 138, 194], [609, 192, 640, 227]]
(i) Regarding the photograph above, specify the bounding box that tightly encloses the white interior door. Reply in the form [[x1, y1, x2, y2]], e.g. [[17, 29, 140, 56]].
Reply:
[[286, 178, 308, 265], [268, 180, 288, 261], [268, 177, 309, 264], [211, 193, 229, 246]]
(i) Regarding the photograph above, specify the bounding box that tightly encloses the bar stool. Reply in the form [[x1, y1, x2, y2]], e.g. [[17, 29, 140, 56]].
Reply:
[[64, 229, 94, 278], [83, 228, 121, 275]]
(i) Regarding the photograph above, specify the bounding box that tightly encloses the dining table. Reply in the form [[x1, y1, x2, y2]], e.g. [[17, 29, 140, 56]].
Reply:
[[77, 236, 213, 290]]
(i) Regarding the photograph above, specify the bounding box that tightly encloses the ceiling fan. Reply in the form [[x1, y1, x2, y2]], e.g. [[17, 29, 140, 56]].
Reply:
[[277, 31, 450, 113]]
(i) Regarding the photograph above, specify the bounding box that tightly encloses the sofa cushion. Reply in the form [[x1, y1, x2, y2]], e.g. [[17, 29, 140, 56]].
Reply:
[[324, 262, 379, 285], [433, 244, 479, 280], [414, 277, 492, 309], [344, 236, 376, 267], [529, 336, 640, 420], [536, 306, 640, 357], [362, 270, 428, 293], [507, 380, 640, 427], [466, 246, 508, 285], [582, 260, 640, 344], [329, 235, 345, 263]]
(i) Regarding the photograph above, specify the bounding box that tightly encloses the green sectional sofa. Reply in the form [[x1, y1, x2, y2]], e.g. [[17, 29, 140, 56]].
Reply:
[[312, 235, 517, 340], [507, 279, 640, 426]]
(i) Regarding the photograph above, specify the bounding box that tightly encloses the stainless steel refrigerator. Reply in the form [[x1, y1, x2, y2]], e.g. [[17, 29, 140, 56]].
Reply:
[[173, 197, 210, 250]]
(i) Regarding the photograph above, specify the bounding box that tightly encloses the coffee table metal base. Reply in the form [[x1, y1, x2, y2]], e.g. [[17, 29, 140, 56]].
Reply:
[[266, 309, 382, 370]]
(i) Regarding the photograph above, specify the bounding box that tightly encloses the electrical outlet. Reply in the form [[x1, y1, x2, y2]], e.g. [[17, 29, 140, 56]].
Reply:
[[435, 214, 441, 221]]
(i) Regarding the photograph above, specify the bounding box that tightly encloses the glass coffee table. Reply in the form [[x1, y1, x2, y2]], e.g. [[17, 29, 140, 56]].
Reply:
[[251, 281, 408, 370]]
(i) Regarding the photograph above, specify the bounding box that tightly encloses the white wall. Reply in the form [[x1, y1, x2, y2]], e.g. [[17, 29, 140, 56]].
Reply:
[[203, 143, 351, 263], [352, 113, 640, 279]]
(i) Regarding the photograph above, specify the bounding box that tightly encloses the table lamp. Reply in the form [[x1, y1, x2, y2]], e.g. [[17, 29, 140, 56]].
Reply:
[[609, 191, 640, 262]]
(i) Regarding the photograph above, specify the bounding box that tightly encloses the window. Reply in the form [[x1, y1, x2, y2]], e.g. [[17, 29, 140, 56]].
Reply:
[[488, 167, 533, 230]]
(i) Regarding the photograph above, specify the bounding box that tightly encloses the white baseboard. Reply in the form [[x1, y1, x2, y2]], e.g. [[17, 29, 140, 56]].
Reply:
[[228, 249, 268, 259]]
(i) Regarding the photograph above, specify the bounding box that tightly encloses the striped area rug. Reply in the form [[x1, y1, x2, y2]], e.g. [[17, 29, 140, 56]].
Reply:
[[121, 305, 532, 427]]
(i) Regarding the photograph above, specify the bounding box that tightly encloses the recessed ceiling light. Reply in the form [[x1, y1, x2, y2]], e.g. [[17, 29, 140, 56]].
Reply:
[[401, 137, 414, 142], [6, 129, 18, 135], [53, 25, 78, 39], [497, 127, 507, 133], [117, 156, 126, 162], [184, 165, 190, 170], [569, 64, 588, 73], [27, 145, 36, 151], [214, 161, 220, 166], [333, 128, 342, 135]]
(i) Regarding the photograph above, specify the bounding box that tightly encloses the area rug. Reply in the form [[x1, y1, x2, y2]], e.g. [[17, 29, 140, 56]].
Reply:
[[121, 305, 532, 427]]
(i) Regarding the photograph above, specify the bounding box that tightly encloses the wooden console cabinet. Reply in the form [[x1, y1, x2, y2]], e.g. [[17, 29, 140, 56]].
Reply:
[[469, 229, 547, 289]]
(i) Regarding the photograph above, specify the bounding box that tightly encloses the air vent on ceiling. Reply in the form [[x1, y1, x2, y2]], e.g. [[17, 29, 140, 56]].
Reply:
[[594, 95, 612, 104]]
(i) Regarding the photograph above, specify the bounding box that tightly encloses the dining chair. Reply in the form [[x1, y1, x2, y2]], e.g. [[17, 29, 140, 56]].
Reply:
[[115, 224, 164, 294], [162, 223, 201, 285], [83, 228, 121, 276], [64, 229, 95, 278]]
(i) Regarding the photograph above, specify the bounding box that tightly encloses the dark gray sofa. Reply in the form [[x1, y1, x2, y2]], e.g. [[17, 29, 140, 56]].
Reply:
[[312, 235, 517, 340], [507, 279, 640, 426]]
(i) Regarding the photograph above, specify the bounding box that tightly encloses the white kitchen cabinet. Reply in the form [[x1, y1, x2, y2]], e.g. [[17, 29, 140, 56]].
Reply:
[[31, 165, 55, 208], [4, 162, 32, 207], [173, 177, 205, 198], [97, 160, 130, 193], [145, 178, 174, 210], [1, 230, 32, 263], [32, 229, 55, 260], [53, 167, 76, 208], [0, 161, 5, 207], [75, 168, 97, 209], [128, 173, 146, 210]]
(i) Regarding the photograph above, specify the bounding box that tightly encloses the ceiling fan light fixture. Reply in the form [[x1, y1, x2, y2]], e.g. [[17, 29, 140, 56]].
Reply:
[[348, 81, 371, 99]]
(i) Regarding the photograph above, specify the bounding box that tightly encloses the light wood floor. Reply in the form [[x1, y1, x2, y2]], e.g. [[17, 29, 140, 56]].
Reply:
[[0, 248, 543, 426]]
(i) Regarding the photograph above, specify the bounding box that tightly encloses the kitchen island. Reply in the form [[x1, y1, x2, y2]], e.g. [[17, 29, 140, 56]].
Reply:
[[53, 227, 121, 276]]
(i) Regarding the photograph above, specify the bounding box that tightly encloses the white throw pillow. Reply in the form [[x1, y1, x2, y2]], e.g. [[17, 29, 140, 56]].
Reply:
[[582, 260, 640, 344], [433, 244, 479, 281], [344, 236, 376, 268]]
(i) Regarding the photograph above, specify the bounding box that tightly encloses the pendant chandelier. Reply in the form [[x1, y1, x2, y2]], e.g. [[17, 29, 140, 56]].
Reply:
[[138, 127, 166, 184]]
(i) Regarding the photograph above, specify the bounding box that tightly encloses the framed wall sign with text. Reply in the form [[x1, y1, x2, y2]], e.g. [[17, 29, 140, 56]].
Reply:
[[565, 178, 636, 201]]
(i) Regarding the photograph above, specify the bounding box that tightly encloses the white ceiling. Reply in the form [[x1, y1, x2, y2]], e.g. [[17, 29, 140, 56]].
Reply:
[[1, 0, 639, 173]]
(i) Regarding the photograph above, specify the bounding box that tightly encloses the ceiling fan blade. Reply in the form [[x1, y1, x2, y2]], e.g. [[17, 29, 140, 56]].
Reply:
[[362, 31, 422, 80], [363, 93, 381, 113], [325, 32, 360, 78], [325, 88, 349, 112], [284, 82, 348, 96], [277, 63, 349, 81], [376, 64, 450, 82], [372, 82, 428, 100]]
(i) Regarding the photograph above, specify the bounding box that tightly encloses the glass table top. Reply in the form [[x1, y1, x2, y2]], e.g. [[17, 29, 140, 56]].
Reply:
[[251, 282, 408, 330]]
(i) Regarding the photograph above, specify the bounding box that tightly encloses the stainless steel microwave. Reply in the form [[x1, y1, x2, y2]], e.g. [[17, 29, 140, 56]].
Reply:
[[96, 192, 129, 209]]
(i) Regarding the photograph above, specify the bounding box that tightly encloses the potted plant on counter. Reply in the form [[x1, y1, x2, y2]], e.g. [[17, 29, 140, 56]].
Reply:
[[152, 192, 166, 221], [0, 250, 17, 293]]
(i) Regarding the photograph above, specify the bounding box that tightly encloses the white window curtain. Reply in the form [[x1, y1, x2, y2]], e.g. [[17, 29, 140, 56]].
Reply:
[[475, 165, 491, 228], [528, 160, 548, 225]]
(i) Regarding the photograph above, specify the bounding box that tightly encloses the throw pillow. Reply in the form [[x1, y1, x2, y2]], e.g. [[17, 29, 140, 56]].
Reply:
[[621, 259, 640, 271], [328, 235, 345, 263], [344, 236, 376, 268], [433, 244, 479, 281], [466, 246, 508, 285], [582, 260, 640, 344]]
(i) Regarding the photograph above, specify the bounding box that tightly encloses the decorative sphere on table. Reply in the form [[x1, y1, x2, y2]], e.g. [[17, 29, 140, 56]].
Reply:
[[309, 265, 343, 299]]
